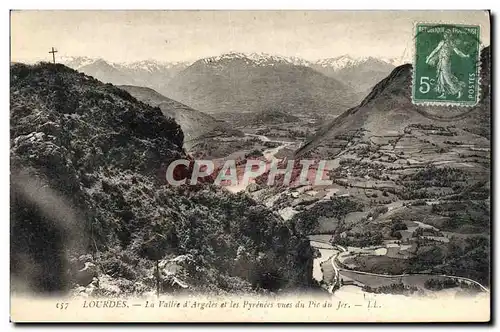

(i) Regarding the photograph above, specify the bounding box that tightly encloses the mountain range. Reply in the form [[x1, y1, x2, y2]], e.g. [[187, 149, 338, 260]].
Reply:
[[59, 53, 397, 81], [57, 53, 397, 123], [164, 52, 360, 122]]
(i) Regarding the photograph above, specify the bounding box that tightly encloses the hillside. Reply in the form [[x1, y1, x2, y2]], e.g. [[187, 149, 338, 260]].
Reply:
[[296, 47, 491, 159], [164, 52, 359, 122], [10, 62, 314, 296], [118, 85, 244, 151]]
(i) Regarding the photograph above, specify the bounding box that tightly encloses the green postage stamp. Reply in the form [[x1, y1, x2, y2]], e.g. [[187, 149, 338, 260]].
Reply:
[[413, 24, 481, 106]]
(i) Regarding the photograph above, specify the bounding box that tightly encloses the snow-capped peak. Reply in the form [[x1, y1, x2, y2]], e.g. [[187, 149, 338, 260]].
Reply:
[[122, 59, 191, 73], [380, 56, 406, 66], [59, 56, 102, 70], [198, 53, 397, 71], [58, 56, 191, 73], [201, 52, 312, 67], [313, 55, 392, 71]]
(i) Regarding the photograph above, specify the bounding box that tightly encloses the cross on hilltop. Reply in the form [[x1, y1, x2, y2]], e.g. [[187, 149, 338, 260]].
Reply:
[[49, 47, 58, 64]]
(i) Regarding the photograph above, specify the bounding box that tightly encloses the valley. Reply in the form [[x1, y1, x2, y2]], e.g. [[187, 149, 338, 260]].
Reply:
[[10, 48, 490, 301], [177, 51, 492, 298], [170, 99, 491, 298], [238, 48, 491, 298]]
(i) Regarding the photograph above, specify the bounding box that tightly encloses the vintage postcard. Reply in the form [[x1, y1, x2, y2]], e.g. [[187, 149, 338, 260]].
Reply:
[[10, 10, 491, 323]]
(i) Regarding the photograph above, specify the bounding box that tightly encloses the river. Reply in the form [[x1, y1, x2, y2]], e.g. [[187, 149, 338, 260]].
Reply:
[[309, 240, 337, 283], [244, 133, 294, 161]]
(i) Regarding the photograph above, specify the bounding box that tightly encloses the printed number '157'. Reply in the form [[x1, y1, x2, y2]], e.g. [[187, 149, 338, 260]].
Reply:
[[419, 76, 433, 94]]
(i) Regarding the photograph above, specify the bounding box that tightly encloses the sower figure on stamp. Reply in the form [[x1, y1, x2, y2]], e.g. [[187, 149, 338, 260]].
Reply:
[[425, 29, 469, 99]]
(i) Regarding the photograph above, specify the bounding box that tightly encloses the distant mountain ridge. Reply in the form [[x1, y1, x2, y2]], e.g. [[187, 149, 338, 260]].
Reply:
[[38, 53, 400, 120], [55, 53, 397, 103], [314, 55, 398, 71], [164, 52, 361, 121], [30, 53, 398, 76], [58, 56, 191, 96], [201, 52, 313, 67], [311, 55, 397, 96], [200, 52, 399, 70], [59, 56, 190, 72]]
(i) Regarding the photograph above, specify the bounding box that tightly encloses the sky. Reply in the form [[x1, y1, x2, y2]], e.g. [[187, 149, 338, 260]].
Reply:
[[11, 10, 491, 64]]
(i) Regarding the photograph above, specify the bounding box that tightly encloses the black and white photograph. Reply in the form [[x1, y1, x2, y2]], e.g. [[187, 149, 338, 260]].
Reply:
[[9, 10, 491, 322]]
